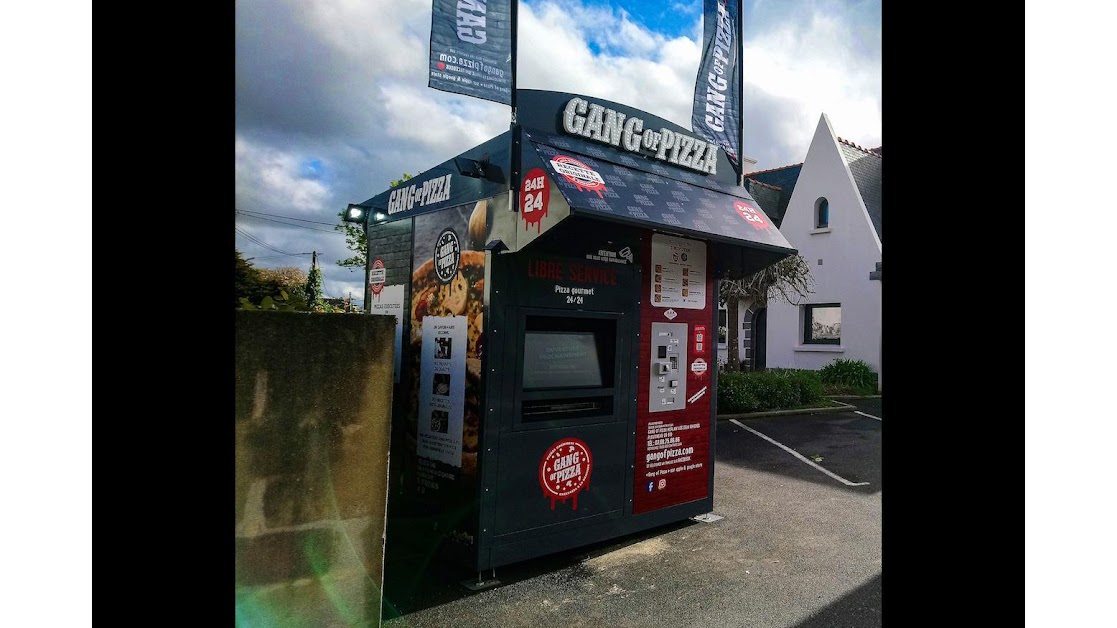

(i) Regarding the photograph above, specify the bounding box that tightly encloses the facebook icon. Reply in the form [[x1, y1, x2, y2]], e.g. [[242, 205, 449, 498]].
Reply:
[[646, 481, 655, 492]]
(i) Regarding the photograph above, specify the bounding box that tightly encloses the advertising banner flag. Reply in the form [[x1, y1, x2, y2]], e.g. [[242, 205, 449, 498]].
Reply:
[[429, 0, 513, 105], [691, 0, 742, 167]]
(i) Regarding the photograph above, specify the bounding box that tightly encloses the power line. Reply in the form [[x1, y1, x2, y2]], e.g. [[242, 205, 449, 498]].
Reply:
[[235, 226, 312, 257], [235, 211, 341, 234], [249, 253, 314, 261], [235, 208, 341, 227]]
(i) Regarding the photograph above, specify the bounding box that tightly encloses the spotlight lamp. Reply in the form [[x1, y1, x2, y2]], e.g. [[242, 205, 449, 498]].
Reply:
[[344, 203, 369, 224]]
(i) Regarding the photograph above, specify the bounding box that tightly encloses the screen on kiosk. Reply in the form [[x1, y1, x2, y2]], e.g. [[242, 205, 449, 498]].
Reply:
[[522, 331, 603, 389]]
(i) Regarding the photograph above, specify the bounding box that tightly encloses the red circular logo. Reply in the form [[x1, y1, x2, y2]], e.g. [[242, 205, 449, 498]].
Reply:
[[520, 167, 550, 233], [734, 201, 770, 229], [538, 438, 593, 511], [369, 258, 386, 296], [549, 155, 607, 199]]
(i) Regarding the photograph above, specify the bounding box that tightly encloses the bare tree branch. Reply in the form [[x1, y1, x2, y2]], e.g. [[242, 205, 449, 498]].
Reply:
[[719, 255, 814, 371]]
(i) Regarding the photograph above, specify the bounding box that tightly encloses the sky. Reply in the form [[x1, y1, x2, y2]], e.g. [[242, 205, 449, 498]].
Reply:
[[234, 0, 882, 307]]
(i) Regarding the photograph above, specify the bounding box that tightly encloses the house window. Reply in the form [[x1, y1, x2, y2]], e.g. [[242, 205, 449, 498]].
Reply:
[[815, 198, 829, 228], [718, 307, 727, 345], [803, 304, 841, 345]]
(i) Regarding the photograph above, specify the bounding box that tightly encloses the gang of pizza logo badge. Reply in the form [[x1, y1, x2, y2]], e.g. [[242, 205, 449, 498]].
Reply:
[[733, 200, 770, 229], [539, 437, 593, 511], [434, 228, 461, 284], [550, 155, 608, 199]]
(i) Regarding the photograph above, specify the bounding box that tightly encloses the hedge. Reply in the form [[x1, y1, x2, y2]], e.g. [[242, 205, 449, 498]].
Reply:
[[717, 369, 825, 414]]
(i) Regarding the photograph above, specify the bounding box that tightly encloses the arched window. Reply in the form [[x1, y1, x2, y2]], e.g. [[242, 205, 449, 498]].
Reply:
[[815, 197, 829, 228]]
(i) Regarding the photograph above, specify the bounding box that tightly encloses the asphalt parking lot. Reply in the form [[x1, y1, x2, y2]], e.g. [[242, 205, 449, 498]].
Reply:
[[383, 402, 882, 627]]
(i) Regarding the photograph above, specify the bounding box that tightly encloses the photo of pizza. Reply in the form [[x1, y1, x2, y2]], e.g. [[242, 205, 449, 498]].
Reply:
[[407, 209, 488, 480]]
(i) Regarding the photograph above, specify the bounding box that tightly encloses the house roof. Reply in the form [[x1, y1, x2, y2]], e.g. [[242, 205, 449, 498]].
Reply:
[[743, 163, 802, 227], [837, 138, 882, 241], [745, 179, 784, 226]]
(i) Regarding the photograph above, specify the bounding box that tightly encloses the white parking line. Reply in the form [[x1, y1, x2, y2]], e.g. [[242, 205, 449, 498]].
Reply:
[[729, 419, 870, 487], [854, 410, 882, 421]]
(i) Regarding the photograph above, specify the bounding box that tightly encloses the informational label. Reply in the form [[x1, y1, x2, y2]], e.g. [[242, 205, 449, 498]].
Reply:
[[520, 167, 551, 232], [585, 245, 633, 265], [690, 358, 707, 375], [417, 316, 467, 466], [369, 284, 406, 383], [538, 438, 593, 511], [650, 234, 707, 309], [636, 418, 706, 497], [369, 258, 386, 296], [693, 324, 707, 355]]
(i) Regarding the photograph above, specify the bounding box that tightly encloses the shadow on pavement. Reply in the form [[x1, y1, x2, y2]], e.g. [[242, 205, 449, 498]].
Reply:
[[793, 573, 881, 627], [381, 514, 697, 619]]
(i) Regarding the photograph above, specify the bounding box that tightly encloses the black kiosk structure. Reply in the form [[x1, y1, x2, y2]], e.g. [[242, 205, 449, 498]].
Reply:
[[352, 90, 796, 576]]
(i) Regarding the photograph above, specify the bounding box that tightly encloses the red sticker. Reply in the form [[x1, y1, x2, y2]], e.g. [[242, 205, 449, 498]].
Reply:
[[369, 258, 386, 296], [521, 167, 551, 233], [734, 201, 770, 229], [549, 155, 607, 199], [693, 324, 706, 355], [539, 438, 593, 511]]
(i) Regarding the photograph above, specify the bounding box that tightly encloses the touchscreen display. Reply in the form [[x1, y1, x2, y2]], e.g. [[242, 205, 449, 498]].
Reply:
[[522, 331, 604, 389]]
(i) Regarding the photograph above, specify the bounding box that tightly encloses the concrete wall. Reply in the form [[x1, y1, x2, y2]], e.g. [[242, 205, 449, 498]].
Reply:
[[765, 114, 882, 379], [235, 311, 395, 626]]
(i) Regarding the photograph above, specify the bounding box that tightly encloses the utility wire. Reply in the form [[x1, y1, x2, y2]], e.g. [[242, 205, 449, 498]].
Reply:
[[235, 211, 341, 234], [235, 208, 341, 227], [235, 226, 312, 257]]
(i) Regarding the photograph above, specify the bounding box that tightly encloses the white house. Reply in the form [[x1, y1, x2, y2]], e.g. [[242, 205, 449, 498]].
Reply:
[[730, 114, 881, 388], [761, 114, 881, 386]]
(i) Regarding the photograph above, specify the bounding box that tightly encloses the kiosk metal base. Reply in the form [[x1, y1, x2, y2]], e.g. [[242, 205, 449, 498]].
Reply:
[[461, 570, 501, 591], [690, 512, 724, 523]]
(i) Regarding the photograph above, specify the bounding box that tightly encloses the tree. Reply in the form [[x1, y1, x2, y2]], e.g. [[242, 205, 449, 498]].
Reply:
[[719, 254, 814, 371], [235, 250, 273, 307], [335, 173, 413, 271], [304, 252, 325, 308], [258, 266, 307, 295]]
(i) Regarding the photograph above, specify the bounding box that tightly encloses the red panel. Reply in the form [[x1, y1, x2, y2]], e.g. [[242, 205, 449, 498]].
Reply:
[[632, 236, 713, 515]]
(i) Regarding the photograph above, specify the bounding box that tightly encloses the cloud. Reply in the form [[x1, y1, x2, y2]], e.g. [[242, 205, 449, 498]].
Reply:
[[516, 1, 702, 127], [235, 137, 332, 212], [741, 8, 882, 167], [235, 0, 881, 305]]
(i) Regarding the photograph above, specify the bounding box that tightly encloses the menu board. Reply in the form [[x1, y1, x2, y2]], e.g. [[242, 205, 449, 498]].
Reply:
[[417, 316, 466, 466], [649, 234, 707, 309]]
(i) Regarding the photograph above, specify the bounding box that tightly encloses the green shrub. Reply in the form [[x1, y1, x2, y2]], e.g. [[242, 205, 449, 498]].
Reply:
[[819, 358, 872, 386], [718, 369, 826, 413], [718, 371, 761, 413], [819, 359, 877, 390], [770, 368, 824, 405]]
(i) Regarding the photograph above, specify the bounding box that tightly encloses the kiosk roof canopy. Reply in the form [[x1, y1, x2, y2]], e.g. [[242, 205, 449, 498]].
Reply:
[[526, 137, 795, 256]]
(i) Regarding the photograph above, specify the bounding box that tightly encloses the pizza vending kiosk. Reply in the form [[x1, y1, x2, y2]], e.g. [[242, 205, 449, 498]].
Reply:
[[356, 90, 797, 577]]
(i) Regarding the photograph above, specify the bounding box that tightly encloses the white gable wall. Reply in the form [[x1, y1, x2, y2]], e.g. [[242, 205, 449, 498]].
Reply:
[[765, 114, 882, 380]]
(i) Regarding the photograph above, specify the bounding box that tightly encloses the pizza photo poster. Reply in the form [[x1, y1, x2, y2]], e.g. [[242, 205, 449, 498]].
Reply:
[[408, 202, 489, 494]]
